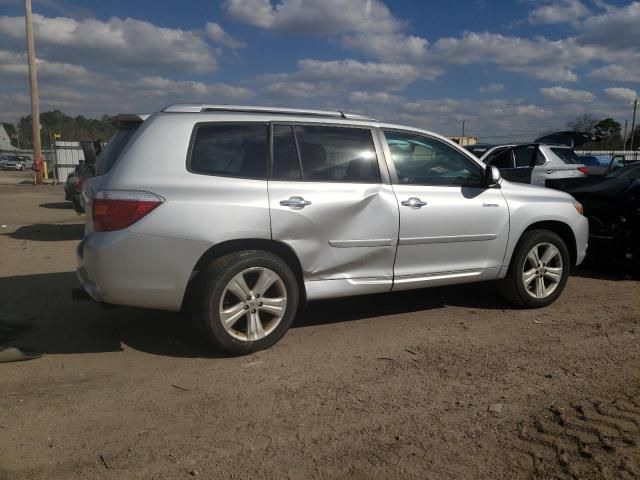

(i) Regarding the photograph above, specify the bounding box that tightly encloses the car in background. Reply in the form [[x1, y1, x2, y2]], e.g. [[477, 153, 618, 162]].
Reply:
[[64, 172, 76, 200], [464, 143, 494, 158], [578, 155, 613, 176], [1, 155, 33, 171], [481, 144, 587, 187], [550, 162, 640, 274]]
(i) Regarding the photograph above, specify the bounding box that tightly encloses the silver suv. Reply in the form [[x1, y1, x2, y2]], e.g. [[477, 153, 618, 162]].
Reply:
[[77, 105, 588, 354]]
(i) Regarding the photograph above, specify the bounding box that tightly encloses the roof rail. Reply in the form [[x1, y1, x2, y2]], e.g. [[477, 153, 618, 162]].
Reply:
[[162, 104, 375, 121]]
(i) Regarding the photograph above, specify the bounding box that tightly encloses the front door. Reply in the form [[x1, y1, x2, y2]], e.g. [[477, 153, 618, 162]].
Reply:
[[268, 124, 399, 293], [380, 130, 510, 290]]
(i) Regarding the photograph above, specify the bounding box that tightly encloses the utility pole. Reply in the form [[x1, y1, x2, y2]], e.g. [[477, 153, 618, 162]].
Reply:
[[630, 98, 638, 151], [24, 0, 43, 184], [461, 120, 465, 141], [623, 120, 628, 149]]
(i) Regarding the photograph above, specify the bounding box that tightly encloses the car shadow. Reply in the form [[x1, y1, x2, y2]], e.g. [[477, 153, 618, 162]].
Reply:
[[40, 202, 74, 210], [572, 266, 638, 281], [296, 282, 508, 328], [0, 271, 510, 359], [7, 223, 84, 242]]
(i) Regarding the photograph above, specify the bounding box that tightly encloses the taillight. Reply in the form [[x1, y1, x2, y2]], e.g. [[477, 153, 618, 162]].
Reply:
[[93, 190, 163, 232], [577, 166, 589, 175]]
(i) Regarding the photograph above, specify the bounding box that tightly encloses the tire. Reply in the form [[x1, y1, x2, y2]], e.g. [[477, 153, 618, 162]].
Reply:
[[193, 250, 299, 355], [499, 229, 570, 308]]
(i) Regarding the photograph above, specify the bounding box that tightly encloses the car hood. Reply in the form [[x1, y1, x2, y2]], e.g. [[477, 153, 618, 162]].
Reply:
[[499, 178, 574, 202]]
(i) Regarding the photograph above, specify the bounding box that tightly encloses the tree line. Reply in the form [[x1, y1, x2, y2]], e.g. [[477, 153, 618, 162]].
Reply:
[[567, 114, 639, 150], [3, 110, 117, 149]]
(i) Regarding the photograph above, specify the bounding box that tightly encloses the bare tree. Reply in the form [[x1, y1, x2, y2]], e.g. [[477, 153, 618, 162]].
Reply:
[[566, 114, 598, 132]]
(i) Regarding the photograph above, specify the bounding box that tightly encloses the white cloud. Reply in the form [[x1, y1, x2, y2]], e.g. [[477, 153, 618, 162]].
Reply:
[[479, 83, 505, 94], [205, 22, 246, 49], [528, 0, 590, 24], [348, 91, 404, 104], [223, 0, 402, 35], [0, 14, 218, 74], [603, 87, 637, 103], [590, 63, 640, 82], [540, 86, 595, 103], [259, 58, 420, 99], [580, 1, 640, 49]]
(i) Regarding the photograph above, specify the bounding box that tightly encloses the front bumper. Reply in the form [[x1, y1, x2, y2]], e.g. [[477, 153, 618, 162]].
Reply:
[[573, 214, 589, 266]]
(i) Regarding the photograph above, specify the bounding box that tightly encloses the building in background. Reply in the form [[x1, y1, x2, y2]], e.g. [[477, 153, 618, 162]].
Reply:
[[448, 135, 479, 146], [0, 125, 18, 153]]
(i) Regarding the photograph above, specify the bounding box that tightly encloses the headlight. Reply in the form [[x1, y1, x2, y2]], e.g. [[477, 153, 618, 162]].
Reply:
[[572, 200, 584, 215]]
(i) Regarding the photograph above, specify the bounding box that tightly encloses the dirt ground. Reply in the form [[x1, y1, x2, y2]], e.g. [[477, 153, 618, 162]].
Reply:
[[0, 170, 638, 480]]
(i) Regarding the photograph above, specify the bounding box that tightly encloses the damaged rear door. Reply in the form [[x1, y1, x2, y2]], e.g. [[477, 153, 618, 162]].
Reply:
[[268, 123, 399, 290]]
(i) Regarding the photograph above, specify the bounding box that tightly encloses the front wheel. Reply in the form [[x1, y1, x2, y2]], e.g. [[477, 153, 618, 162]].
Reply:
[[194, 250, 299, 355], [499, 230, 570, 308]]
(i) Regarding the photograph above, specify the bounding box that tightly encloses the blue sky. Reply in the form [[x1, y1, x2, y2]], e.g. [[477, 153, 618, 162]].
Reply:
[[0, 0, 638, 141]]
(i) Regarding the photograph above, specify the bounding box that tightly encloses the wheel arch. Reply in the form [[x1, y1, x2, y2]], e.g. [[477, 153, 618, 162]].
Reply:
[[181, 238, 306, 311], [520, 220, 577, 267]]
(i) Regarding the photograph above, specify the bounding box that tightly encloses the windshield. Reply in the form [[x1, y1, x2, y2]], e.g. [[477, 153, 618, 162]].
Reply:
[[94, 122, 141, 176], [551, 147, 580, 164]]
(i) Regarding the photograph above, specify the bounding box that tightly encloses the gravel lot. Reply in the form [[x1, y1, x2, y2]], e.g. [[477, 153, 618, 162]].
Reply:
[[1, 170, 638, 480]]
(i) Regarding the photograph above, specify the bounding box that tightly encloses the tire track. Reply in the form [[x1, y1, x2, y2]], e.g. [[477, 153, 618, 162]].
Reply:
[[512, 397, 640, 479]]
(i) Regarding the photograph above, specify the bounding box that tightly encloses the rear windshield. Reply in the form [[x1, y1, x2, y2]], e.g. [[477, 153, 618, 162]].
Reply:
[[550, 147, 580, 164], [94, 123, 141, 176]]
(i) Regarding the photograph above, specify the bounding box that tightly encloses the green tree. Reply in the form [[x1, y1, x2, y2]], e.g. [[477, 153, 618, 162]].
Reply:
[[16, 110, 117, 149], [594, 118, 623, 149]]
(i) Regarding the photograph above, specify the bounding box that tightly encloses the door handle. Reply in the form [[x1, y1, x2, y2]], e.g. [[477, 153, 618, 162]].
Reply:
[[280, 196, 312, 209], [401, 197, 427, 209]]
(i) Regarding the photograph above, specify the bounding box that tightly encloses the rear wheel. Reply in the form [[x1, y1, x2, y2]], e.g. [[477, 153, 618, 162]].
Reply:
[[499, 229, 570, 308], [194, 250, 299, 355]]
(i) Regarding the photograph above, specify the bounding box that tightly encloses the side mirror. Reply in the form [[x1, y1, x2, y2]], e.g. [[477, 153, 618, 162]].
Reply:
[[486, 165, 501, 186]]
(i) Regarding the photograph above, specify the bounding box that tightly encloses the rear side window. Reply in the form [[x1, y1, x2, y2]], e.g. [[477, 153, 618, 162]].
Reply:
[[513, 146, 535, 168], [551, 147, 580, 164], [272, 125, 302, 180], [94, 123, 140, 176], [190, 124, 268, 179], [486, 149, 514, 169], [273, 125, 380, 183]]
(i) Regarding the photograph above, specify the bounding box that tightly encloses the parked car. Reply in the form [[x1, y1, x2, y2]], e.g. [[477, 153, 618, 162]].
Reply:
[[1, 155, 33, 171], [548, 162, 640, 273], [64, 172, 76, 201], [76, 105, 588, 354], [577, 155, 611, 176], [481, 144, 587, 187], [464, 143, 494, 158]]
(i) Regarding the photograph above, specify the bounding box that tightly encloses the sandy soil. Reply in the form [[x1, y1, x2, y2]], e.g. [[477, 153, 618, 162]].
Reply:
[[0, 170, 638, 480]]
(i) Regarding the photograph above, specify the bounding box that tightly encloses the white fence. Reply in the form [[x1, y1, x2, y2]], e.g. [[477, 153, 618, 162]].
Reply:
[[575, 150, 640, 162], [53, 141, 85, 180]]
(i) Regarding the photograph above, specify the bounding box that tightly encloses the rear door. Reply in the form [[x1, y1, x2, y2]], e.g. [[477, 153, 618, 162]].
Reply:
[[484, 147, 526, 183], [268, 124, 399, 291]]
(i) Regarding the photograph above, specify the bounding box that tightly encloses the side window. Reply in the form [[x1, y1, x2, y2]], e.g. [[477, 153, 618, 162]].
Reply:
[[535, 150, 547, 166], [189, 124, 268, 179], [272, 125, 302, 180], [513, 146, 535, 168], [486, 149, 514, 169], [384, 131, 484, 186], [293, 125, 380, 183]]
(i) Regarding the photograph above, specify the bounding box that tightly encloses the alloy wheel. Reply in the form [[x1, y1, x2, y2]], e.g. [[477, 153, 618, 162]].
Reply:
[[522, 242, 564, 299], [218, 267, 287, 342]]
